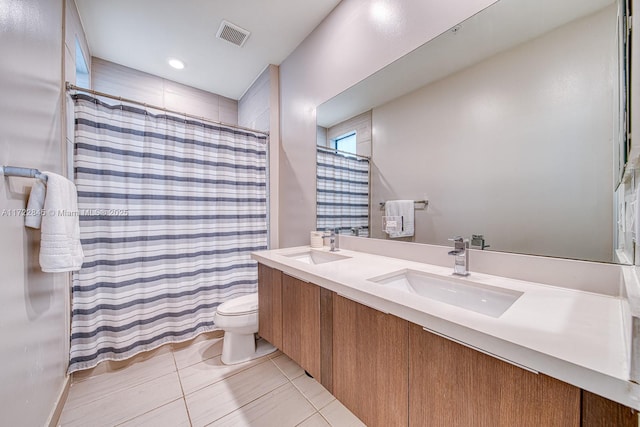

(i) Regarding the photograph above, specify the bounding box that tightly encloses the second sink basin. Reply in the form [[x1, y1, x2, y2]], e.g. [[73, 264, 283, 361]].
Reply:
[[368, 269, 523, 317], [283, 250, 351, 265]]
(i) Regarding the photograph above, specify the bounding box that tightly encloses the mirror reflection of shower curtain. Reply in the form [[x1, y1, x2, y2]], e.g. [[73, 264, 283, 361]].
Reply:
[[69, 94, 268, 373], [316, 148, 369, 237]]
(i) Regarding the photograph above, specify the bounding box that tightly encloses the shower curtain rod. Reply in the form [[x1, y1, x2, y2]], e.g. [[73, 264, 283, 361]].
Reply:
[[317, 145, 371, 160], [65, 82, 269, 137]]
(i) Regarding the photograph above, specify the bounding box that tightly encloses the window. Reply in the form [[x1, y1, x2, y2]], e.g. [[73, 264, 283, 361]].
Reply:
[[331, 132, 357, 155], [75, 38, 89, 89]]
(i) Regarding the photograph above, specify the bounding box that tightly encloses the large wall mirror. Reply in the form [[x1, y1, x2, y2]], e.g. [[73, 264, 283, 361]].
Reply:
[[316, 0, 628, 264]]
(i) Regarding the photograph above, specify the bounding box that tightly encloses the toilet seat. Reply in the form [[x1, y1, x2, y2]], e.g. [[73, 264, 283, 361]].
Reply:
[[217, 293, 258, 316]]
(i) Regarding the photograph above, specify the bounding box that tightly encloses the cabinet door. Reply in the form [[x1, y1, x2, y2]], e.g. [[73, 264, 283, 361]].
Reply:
[[333, 295, 409, 427], [257, 264, 282, 349], [409, 323, 580, 426], [582, 390, 638, 427], [282, 274, 321, 379]]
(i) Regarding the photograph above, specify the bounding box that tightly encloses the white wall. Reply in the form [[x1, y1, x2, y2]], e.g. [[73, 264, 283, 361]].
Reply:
[[91, 58, 238, 124], [278, 0, 498, 247], [0, 0, 69, 424], [370, 6, 616, 262]]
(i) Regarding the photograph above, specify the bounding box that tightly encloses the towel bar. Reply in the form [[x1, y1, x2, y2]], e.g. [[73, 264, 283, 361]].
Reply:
[[1, 166, 48, 182], [379, 200, 428, 209]]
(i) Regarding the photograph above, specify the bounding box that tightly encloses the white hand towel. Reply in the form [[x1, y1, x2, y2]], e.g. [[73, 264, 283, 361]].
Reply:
[[39, 172, 84, 272], [385, 200, 414, 238], [25, 180, 46, 229]]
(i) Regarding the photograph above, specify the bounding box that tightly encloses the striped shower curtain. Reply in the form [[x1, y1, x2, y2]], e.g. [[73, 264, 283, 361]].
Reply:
[[69, 94, 268, 372], [316, 148, 370, 236]]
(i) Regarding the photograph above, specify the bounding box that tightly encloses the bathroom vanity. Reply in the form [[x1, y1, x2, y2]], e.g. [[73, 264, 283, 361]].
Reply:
[[252, 237, 640, 426]]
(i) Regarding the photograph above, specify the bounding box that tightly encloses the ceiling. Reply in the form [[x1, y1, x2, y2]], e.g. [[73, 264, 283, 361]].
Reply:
[[75, 0, 342, 100]]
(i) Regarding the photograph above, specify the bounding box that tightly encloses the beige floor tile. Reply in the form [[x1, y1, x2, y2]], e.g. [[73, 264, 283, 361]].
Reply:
[[59, 372, 183, 427], [72, 345, 173, 382], [172, 335, 224, 370], [185, 360, 288, 427], [320, 400, 366, 427], [208, 382, 317, 427], [297, 413, 331, 427], [116, 398, 190, 427], [179, 354, 271, 395], [270, 354, 305, 380], [291, 375, 335, 410], [64, 352, 177, 410]]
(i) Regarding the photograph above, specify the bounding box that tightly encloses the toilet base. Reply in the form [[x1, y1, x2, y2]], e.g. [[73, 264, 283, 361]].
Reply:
[[220, 333, 277, 365]]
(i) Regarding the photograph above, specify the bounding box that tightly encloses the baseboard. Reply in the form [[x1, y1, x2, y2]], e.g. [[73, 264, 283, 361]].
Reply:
[[47, 375, 71, 427]]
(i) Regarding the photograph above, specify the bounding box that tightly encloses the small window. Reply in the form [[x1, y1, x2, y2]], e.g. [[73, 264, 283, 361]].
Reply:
[[331, 132, 357, 155], [75, 38, 89, 89]]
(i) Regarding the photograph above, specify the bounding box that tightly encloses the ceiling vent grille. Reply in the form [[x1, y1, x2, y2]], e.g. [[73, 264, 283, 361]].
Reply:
[[216, 20, 250, 47]]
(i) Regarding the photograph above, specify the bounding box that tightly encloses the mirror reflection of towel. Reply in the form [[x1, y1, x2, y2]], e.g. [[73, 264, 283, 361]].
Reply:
[[385, 200, 414, 238]]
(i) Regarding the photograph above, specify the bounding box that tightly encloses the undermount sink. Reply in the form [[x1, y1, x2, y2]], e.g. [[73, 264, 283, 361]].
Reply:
[[368, 269, 523, 318], [283, 250, 351, 265]]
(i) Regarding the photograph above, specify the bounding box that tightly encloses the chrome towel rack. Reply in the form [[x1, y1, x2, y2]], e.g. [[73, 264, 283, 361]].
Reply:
[[1, 166, 48, 182], [379, 200, 428, 209]]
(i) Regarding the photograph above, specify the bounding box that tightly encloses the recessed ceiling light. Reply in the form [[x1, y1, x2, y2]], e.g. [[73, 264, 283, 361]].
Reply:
[[168, 58, 185, 70]]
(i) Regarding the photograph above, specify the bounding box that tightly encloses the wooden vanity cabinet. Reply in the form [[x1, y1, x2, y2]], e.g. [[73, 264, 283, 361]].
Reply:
[[257, 263, 283, 349], [281, 273, 321, 379], [408, 323, 580, 426], [257, 264, 323, 380], [259, 263, 638, 426], [582, 390, 638, 427], [332, 294, 409, 427]]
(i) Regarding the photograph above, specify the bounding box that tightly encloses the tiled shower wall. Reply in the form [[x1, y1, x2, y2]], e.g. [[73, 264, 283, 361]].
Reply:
[[91, 58, 238, 124]]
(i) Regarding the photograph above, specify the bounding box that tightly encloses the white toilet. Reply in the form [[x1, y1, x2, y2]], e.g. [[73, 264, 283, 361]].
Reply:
[[214, 293, 276, 365]]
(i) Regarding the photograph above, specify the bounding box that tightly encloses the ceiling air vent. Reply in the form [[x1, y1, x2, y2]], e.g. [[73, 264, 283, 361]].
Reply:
[[216, 20, 250, 47]]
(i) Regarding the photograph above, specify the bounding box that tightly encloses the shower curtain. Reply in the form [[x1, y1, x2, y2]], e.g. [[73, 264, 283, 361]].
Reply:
[[68, 94, 268, 372], [316, 148, 370, 236]]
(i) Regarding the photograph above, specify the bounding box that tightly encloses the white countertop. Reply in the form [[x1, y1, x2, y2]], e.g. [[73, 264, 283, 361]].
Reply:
[[252, 245, 640, 410]]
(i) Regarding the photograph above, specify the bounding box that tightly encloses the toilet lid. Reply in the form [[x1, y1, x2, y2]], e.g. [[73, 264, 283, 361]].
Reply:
[[217, 293, 258, 316]]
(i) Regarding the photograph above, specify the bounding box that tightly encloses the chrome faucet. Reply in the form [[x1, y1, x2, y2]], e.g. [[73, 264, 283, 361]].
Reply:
[[448, 236, 469, 276], [323, 228, 340, 252]]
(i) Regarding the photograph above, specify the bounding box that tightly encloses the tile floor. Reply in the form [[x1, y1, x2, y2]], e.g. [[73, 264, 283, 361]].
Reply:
[[58, 333, 366, 426]]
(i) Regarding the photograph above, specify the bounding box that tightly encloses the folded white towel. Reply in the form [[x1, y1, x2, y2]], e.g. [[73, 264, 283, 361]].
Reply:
[[39, 172, 84, 272], [385, 200, 414, 238], [25, 180, 46, 229]]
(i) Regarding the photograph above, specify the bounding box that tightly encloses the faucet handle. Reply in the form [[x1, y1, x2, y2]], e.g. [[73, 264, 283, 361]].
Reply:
[[448, 236, 468, 250]]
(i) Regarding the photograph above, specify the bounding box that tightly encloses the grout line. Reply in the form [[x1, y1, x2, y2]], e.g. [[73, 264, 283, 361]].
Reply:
[[316, 409, 334, 427], [202, 380, 292, 426], [270, 355, 306, 381], [172, 336, 225, 371], [295, 411, 323, 427], [270, 357, 336, 424], [112, 397, 186, 427], [181, 355, 273, 397], [171, 351, 194, 426], [289, 373, 333, 412]]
